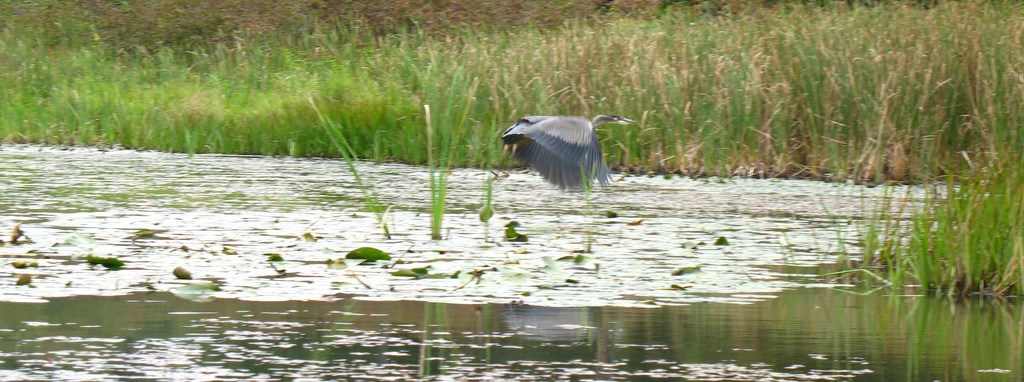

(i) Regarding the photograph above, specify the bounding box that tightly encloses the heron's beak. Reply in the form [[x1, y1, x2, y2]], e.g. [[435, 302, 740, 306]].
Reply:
[[619, 117, 639, 125]]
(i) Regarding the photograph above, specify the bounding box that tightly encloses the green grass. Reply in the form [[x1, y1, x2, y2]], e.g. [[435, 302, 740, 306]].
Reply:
[[862, 161, 1024, 295], [3, 3, 1023, 182]]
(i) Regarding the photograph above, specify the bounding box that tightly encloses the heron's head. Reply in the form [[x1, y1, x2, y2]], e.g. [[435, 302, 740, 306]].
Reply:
[[592, 114, 639, 127]]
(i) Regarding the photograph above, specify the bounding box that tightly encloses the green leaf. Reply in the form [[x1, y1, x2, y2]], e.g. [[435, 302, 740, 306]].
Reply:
[[672, 265, 702, 276], [669, 284, 691, 291], [391, 267, 431, 278], [299, 232, 317, 242], [221, 247, 238, 255], [16, 274, 31, 286], [345, 247, 391, 262], [86, 255, 125, 269], [266, 253, 284, 262], [173, 281, 220, 302], [504, 221, 528, 242], [714, 236, 730, 246], [605, 210, 619, 218]]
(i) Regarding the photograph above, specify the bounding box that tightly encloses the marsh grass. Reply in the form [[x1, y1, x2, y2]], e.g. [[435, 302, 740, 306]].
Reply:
[[863, 162, 1024, 295], [3, 3, 1023, 182], [311, 98, 391, 239]]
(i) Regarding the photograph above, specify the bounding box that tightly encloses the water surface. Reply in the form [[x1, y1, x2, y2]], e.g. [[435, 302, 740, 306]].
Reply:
[[1, 145, 897, 306], [4, 145, 1015, 381], [0, 289, 1019, 381]]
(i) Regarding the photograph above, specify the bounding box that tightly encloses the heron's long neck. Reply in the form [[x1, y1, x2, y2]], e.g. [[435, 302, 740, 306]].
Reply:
[[591, 115, 611, 127]]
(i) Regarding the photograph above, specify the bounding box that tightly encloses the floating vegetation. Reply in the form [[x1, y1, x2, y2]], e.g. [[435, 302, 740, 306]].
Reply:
[[605, 211, 619, 218], [173, 281, 220, 302], [714, 236, 730, 246], [129, 228, 166, 240], [85, 255, 125, 270], [60, 233, 97, 247], [504, 221, 528, 242], [15, 274, 31, 286], [391, 267, 431, 278], [10, 260, 38, 269], [345, 247, 391, 262], [265, 253, 284, 262], [672, 266, 702, 276]]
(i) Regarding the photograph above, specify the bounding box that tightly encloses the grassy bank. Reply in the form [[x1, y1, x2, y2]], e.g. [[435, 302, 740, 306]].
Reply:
[[2, 2, 1021, 182]]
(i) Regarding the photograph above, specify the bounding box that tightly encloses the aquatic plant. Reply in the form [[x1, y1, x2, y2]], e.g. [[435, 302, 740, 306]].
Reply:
[[862, 163, 1024, 295], [425, 78, 479, 240], [310, 99, 392, 239]]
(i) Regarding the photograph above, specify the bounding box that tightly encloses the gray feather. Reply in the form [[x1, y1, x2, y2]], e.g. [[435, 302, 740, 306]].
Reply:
[[502, 116, 612, 190]]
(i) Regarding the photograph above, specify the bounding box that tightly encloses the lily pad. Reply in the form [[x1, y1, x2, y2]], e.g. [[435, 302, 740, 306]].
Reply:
[[60, 233, 98, 247], [605, 211, 619, 218], [266, 253, 284, 262], [542, 257, 565, 274], [504, 221, 528, 242], [391, 267, 430, 278], [497, 266, 533, 285], [173, 281, 220, 302], [345, 247, 391, 262], [714, 236, 730, 246], [86, 255, 125, 270], [16, 274, 31, 286], [672, 265, 702, 276], [299, 232, 317, 242]]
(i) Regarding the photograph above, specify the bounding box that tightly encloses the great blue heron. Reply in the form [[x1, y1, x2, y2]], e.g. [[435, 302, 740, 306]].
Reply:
[[501, 114, 638, 190]]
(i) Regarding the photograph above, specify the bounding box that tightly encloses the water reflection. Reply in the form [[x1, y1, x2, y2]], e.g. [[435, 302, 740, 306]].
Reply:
[[0, 288, 1018, 381]]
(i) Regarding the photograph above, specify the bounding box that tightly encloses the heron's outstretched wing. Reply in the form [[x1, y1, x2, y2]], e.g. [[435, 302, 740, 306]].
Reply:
[[502, 116, 611, 190]]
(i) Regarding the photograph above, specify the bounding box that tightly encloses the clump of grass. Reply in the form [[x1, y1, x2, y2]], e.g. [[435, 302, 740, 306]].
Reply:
[[862, 162, 1024, 295]]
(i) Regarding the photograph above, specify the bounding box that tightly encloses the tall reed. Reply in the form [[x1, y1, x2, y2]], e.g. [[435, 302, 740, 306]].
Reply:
[[311, 98, 391, 239]]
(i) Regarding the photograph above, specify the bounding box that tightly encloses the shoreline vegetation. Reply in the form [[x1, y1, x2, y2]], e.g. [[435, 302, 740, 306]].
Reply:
[[3, 0, 1022, 295]]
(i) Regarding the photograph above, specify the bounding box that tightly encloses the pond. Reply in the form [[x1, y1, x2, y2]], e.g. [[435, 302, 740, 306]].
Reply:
[[0, 145, 1019, 380]]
